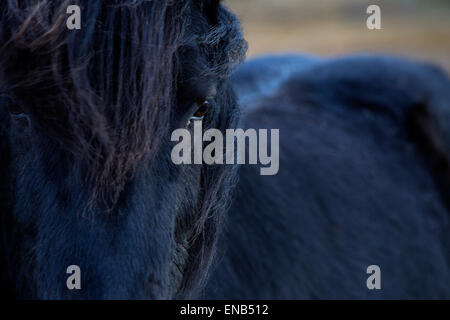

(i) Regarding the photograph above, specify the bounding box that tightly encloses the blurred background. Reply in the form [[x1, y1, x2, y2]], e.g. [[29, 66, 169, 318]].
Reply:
[[225, 0, 450, 72]]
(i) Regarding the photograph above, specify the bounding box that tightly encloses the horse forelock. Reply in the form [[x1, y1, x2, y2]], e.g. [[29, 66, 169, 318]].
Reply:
[[0, 0, 246, 232], [0, 1, 246, 212]]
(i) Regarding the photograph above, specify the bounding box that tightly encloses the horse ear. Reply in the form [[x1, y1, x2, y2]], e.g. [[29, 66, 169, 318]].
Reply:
[[194, 0, 221, 25]]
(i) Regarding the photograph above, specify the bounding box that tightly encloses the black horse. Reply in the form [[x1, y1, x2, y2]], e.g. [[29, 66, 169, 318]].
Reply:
[[0, 0, 449, 299]]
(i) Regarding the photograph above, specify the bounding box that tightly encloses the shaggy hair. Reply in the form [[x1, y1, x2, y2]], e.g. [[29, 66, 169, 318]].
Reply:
[[0, 0, 246, 299], [0, 0, 244, 209]]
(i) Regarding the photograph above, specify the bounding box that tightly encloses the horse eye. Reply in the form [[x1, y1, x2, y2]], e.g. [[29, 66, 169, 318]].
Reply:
[[188, 100, 210, 125], [193, 100, 210, 119]]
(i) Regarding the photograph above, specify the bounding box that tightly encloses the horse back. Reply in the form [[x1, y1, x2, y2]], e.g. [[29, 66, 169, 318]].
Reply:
[[205, 55, 450, 299]]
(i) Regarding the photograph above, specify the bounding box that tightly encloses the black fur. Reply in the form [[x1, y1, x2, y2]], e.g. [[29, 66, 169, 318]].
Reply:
[[206, 55, 450, 299], [0, 0, 246, 299], [194, 0, 221, 24]]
